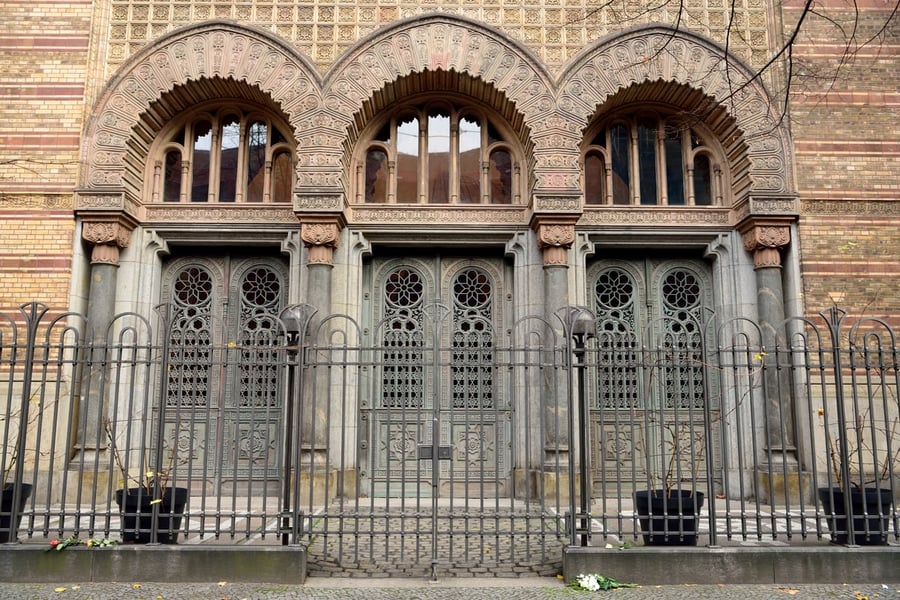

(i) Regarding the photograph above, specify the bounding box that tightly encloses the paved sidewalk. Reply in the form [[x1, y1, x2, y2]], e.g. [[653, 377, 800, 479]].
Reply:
[[0, 578, 899, 599]]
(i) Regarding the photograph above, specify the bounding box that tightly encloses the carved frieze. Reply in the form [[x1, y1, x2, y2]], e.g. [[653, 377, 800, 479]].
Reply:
[[349, 206, 526, 225], [0, 194, 72, 209], [578, 207, 730, 225], [84, 23, 321, 191], [532, 195, 581, 213], [801, 199, 900, 216], [143, 206, 298, 224]]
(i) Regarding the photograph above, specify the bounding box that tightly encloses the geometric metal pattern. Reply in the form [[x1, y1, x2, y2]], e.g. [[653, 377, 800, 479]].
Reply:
[[161, 256, 286, 484], [369, 258, 509, 497]]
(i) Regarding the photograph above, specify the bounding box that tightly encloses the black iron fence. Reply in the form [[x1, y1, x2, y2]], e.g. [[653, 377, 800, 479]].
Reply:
[[0, 302, 897, 576]]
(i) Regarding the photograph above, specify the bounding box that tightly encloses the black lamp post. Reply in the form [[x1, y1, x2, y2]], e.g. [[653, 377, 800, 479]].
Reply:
[[562, 306, 596, 547], [279, 304, 314, 546]]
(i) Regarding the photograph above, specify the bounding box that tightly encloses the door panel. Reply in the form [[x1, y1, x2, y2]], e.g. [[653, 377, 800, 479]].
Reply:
[[159, 255, 288, 491], [364, 256, 510, 498], [587, 258, 717, 493]]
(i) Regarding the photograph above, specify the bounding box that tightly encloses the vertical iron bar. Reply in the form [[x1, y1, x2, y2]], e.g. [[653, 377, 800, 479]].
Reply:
[[7, 302, 48, 543], [823, 307, 853, 543]]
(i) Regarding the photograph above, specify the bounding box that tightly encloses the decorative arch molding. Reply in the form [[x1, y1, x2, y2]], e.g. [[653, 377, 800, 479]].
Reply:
[[557, 25, 796, 202], [321, 14, 564, 200], [77, 21, 322, 208]]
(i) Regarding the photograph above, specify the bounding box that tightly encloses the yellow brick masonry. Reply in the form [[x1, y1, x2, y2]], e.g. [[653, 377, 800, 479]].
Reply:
[[0, 212, 74, 313]]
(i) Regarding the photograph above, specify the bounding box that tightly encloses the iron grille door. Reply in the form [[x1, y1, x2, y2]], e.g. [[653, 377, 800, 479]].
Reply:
[[159, 255, 288, 491], [364, 256, 510, 498], [587, 258, 718, 495]]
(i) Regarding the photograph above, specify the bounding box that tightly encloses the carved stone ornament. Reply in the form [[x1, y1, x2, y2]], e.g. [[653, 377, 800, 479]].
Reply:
[[537, 224, 576, 248], [82, 22, 321, 194], [557, 26, 795, 198], [301, 221, 342, 265], [534, 222, 576, 266], [82, 221, 134, 265], [741, 224, 791, 269]]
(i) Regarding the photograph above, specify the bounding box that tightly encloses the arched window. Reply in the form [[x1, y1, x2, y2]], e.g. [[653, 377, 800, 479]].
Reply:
[[584, 114, 723, 207], [151, 106, 294, 204], [356, 102, 520, 205]]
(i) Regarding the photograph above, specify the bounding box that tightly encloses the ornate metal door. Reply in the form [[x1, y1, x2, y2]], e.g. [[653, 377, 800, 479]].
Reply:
[[362, 256, 511, 498], [159, 255, 288, 490], [587, 258, 718, 494]]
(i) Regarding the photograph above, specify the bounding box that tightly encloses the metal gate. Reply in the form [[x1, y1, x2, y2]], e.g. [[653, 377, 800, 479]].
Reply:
[[285, 300, 569, 579], [362, 257, 511, 499]]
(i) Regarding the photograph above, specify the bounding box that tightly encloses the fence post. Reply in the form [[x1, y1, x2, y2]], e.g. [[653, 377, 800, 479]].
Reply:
[[821, 306, 854, 542], [280, 305, 316, 546], [7, 302, 49, 543]]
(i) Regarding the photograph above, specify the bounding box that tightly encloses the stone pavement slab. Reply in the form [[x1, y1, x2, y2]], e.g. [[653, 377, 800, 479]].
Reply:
[[0, 579, 899, 599]]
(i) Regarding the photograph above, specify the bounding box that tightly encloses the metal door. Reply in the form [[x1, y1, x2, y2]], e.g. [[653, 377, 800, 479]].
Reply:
[[587, 258, 718, 494], [159, 255, 288, 490], [362, 255, 511, 498]]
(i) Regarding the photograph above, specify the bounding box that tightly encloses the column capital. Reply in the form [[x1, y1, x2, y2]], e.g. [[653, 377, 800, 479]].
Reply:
[[81, 219, 135, 265], [739, 219, 791, 269], [300, 217, 343, 266], [532, 216, 578, 267]]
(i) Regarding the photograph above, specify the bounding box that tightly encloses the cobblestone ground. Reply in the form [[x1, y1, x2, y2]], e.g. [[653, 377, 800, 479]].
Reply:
[[303, 507, 565, 578], [0, 580, 898, 600]]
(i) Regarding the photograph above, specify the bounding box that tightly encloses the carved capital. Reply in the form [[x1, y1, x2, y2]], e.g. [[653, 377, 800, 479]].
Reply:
[[82, 220, 134, 265], [300, 219, 343, 266], [533, 219, 577, 267], [536, 223, 576, 249], [740, 222, 791, 269]]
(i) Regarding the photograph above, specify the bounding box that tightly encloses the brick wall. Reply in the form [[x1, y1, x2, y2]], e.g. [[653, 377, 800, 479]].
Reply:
[[0, 0, 90, 313], [788, 0, 900, 320]]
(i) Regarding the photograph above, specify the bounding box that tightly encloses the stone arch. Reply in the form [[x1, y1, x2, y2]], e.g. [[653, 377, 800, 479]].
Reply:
[[557, 25, 796, 202], [79, 21, 322, 203], [319, 14, 557, 201]]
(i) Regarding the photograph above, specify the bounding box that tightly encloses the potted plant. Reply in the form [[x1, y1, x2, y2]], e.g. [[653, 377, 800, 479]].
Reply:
[[105, 417, 189, 544], [818, 409, 898, 545], [633, 422, 705, 546], [0, 389, 44, 543]]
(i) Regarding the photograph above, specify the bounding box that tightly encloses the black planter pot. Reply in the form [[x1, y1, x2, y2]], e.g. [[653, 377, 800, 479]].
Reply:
[[818, 487, 892, 545], [0, 483, 33, 543], [634, 489, 705, 546], [115, 487, 189, 544]]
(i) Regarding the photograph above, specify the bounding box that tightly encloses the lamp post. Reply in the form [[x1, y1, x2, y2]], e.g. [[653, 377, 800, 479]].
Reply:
[[561, 306, 596, 547], [279, 304, 314, 546]]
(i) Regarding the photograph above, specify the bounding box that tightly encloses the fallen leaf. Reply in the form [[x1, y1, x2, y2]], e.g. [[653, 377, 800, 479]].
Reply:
[[133, 583, 142, 589], [54, 588, 67, 593], [218, 581, 227, 586], [776, 588, 799, 595]]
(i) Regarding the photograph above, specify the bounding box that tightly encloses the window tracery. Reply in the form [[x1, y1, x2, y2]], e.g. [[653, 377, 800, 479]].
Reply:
[[356, 101, 520, 205], [583, 113, 724, 207], [149, 105, 294, 204]]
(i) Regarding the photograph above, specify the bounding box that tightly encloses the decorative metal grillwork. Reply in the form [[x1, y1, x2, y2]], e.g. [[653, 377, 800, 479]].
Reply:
[[659, 268, 705, 410], [168, 265, 213, 408], [381, 267, 425, 410], [2, 301, 898, 574], [451, 268, 494, 410], [594, 267, 639, 410], [237, 266, 282, 409]]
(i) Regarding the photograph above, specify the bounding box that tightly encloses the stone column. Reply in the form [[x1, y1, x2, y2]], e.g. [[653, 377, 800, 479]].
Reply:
[[741, 220, 804, 500], [77, 220, 133, 451], [534, 220, 576, 480], [298, 218, 342, 501]]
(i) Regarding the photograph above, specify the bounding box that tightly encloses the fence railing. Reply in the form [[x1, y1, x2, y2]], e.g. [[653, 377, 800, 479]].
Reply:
[[0, 302, 897, 569]]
